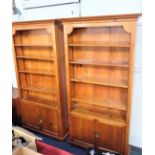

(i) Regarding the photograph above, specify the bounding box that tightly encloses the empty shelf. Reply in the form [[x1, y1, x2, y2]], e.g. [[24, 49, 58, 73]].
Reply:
[[16, 55, 54, 61], [70, 77, 128, 88], [22, 95, 57, 106], [68, 41, 130, 47], [19, 69, 55, 76], [71, 97, 126, 111], [14, 44, 53, 47], [70, 59, 129, 68]]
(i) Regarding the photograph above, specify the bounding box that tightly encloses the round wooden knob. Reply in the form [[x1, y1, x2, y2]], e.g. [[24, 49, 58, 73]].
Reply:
[[96, 133, 100, 138], [39, 119, 43, 124]]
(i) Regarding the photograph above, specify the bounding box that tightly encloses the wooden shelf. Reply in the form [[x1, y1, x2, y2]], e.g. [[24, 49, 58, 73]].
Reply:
[[20, 86, 56, 95], [16, 55, 54, 61], [71, 107, 126, 126], [68, 41, 130, 47], [19, 69, 55, 76], [70, 77, 128, 88], [69, 59, 129, 68], [23, 95, 57, 106], [71, 97, 126, 111], [14, 44, 53, 47]]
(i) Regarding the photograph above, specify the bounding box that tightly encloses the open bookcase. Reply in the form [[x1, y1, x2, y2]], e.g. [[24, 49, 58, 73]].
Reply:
[[12, 20, 68, 140], [63, 14, 140, 155]]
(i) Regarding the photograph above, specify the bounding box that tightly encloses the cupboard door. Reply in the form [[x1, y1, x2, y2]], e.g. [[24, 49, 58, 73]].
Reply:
[[21, 101, 41, 129], [70, 114, 94, 148], [96, 121, 125, 154], [41, 107, 59, 135]]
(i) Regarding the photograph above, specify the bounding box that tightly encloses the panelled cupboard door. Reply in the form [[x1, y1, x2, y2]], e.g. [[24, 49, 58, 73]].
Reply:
[[70, 114, 94, 148], [21, 101, 41, 129], [96, 121, 125, 154], [21, 100, 59, 135], [41, 107, 58, 135]]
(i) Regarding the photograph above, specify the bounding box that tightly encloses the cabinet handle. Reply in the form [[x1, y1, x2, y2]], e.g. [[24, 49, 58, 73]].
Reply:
[[96, 133, 100, 138], [39, 119, 43, 125], [49, 123, 54, 129]]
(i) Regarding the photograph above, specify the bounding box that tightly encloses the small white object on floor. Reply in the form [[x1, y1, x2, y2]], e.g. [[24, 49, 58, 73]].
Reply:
[[101, 152, 115, 155], [89, 149, 95, 155]]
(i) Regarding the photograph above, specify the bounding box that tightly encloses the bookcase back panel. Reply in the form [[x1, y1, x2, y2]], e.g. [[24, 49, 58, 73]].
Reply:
[[17, 60, 54, 72], [20, 74, 56, 88], [21, 92, 57, 107], [110, 47, 129, 64], [70, 47, 110, 62], [27, 91, 56, 102], [69, 47, 129, 64], [15, 46, 53, 58], [67, 25, 131, 126], [69, 27, 130, 45], [14, 29, 53, 45], [71, 65, 129, 83], [72, 83, 127, 109]]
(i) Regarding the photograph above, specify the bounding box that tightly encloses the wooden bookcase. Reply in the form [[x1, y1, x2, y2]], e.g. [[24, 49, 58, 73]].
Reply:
[[63, 14, 140, 154], [12, 20, 68, 140]]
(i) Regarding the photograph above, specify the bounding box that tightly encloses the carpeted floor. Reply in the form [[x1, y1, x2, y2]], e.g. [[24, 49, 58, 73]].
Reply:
[[36, 133, 86, 155], [35, 132, 141, 155]]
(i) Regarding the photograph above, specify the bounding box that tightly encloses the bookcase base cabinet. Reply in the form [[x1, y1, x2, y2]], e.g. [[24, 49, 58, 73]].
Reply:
[[69, 114, 125, 154], [20, 100, 68, 140]]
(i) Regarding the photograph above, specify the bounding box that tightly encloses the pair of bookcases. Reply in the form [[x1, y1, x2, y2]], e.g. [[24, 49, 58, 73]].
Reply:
[[13, 14, 140, 155]]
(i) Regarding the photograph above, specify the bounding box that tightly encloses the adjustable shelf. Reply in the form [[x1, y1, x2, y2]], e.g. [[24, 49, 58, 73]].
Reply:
[[71, 97, 126, 111], [14, 44, 53, 47], [20, 86, 57, 95], [23, 95, 57, 107], [16, 55, 54, 61], [18, 69, 55, 76], [68, 41, 130, 48], [69, 59, 129, 68], [70, 77, 128, 88]]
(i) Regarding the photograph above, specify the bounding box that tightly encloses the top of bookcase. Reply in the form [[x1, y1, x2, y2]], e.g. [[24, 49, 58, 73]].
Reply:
[[61, 13, 141, 23], [12, 13, 141, 25], [12, 19, 56, 26]]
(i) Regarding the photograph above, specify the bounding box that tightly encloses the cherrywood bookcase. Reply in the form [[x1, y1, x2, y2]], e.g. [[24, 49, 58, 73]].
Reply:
[[12, 20, 68, 140], [63, 14, 140, 154]]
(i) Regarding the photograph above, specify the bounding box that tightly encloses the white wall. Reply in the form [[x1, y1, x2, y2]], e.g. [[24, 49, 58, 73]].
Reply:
[[130, 21, 142, 147], [81, 0, 141, 16], [12, 0, 142, 148]]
